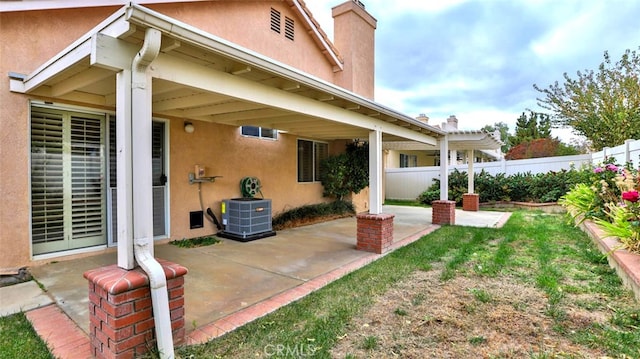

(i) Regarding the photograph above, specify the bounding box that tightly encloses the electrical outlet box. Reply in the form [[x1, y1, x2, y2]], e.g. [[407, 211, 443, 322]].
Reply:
[[195, 165, 206, 179]]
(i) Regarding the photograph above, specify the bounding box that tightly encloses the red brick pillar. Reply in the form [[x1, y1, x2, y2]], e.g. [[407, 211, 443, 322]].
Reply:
[[463, 193, 480, 211], [356, 213, 395, 254], [84, 259, 188, 359], [432, 200, 456, 225]]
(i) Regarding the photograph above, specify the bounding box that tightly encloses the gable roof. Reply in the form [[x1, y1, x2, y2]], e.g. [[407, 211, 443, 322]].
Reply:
[[0, 0, 344, 70], [289, 0, 344, 70]]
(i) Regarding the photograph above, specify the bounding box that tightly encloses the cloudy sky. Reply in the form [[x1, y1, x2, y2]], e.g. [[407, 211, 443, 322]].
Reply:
[[305, 0, 640, 142]]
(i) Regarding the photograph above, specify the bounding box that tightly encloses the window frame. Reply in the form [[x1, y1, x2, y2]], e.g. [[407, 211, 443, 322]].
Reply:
[[241, 126, 278, 140], [297, 139, 328, 183], [400, 153, 418, 168]]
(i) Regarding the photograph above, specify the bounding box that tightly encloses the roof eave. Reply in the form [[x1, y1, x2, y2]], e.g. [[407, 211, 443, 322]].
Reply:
[[10, 3, 443, 140]]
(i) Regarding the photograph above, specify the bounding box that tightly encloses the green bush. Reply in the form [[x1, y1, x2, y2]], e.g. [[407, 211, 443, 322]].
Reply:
[[417, 167, 590, 205], [272, 200, 355, 230], [320, 142, 368, 200]]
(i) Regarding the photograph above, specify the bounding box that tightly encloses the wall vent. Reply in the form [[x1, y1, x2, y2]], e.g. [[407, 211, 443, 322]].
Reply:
[[270, 8, 281, 33], [284, 17, 295, 40]]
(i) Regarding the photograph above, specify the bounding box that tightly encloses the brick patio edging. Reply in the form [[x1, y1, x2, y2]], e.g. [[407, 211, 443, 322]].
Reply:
[[579, 220, 640, 301]]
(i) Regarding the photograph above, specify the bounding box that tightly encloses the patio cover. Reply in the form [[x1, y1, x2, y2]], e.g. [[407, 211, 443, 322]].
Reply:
[[10, 3, 451, 267], [383, 129, 503, 198]]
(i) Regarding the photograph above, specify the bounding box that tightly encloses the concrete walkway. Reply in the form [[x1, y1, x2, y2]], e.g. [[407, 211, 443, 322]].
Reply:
[[1, 206, 510, 358]]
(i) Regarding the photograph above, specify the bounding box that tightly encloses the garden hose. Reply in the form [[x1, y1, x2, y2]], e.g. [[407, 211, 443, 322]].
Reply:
[[240, 176, 263, 198]]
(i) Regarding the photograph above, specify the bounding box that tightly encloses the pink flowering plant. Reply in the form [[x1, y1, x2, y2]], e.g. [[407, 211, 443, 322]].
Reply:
[[562, 157, 640, 253], [596, 166, 640, 253], [586, 158, 625, 220]]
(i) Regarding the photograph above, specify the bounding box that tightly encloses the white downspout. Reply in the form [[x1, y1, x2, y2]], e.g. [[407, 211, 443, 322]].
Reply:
[[131, 27, 175, 359]]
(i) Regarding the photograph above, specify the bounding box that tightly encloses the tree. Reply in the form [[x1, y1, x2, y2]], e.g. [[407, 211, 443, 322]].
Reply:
[[509, 111, 552, 147], [505, 138, 559, 160], [505, 110, 581, 159], [320, 141, 369, 201], [535, 48, 640, 151], [481, 122, 511, 153]]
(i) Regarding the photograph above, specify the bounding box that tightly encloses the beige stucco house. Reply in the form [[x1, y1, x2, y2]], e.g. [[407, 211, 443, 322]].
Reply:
[[0, 0, 455, 271]]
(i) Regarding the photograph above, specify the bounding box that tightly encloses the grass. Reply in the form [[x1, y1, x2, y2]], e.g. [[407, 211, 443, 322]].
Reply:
[[172, 211, 639, 358], [4, 210, 639, 358], [0, 312, 52, 359]]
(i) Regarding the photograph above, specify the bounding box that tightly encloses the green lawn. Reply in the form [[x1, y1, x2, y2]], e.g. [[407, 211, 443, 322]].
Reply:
[[175, 211, 639, 358], [0, 312, 53, 359]]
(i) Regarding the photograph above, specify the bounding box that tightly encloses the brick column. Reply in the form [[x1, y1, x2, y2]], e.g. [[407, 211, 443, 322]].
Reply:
[[356, 213, 395, 254], [462, 193, 480, 211], [84, 259, 188, 359], [432, 200, 456, 225]]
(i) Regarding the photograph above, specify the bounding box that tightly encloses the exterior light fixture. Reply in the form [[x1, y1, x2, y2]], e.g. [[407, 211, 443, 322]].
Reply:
[[184, 121, 195, 134]]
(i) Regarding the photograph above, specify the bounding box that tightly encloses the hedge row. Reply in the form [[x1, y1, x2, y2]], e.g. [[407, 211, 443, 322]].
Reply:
[[418, 168, 591, 205]]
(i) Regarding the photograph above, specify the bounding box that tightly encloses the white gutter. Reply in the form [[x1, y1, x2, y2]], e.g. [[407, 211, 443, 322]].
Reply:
[[131, 27, 174, 359]]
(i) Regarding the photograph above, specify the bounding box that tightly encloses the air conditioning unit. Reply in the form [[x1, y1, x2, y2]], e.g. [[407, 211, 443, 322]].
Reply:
[[218, 198, 276, 242]]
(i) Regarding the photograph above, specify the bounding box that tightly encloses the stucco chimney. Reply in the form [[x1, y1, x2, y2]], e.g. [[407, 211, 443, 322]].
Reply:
[[416, 113, 429, 124], [447, 115, 458, 129], [332, 0, 377, 100]]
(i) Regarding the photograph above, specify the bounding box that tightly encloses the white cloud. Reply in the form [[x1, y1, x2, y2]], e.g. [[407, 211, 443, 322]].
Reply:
[[304, 0, 640, 145], [530, 3, 604, 62]]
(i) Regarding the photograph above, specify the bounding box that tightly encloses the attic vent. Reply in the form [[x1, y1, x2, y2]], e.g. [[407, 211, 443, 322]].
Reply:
[[284, 17, 294, 41], [270, 8, 281, 33]]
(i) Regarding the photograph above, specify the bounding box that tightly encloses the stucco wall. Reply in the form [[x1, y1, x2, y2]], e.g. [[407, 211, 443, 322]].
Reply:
[[168, 118, 331, 239], [148, 1, 336, 83], [0, 8, 118, 268]]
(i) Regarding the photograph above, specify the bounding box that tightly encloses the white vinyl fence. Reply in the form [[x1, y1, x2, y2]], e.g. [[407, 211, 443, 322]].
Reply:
[[385, 139, 640, 201]]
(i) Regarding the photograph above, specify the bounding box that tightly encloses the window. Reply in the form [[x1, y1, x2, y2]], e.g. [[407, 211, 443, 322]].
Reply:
[[270, 8, 281, 33], [284, 16, 295, 41], [400, 153, 418, 168], [241, 126, 277, 140], [298, 139, 328, 182]]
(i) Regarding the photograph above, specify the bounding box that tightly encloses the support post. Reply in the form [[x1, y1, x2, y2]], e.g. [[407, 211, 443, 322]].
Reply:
[[439, 135, 449, 201], [116, 70, 135, 269], [356, 213, 394, 254], [432, 200, 456, 225], [467, 149, 474, 194], [463, 149, 479, 211], [369, 129, 382, 214], [84, 260, 187, 358]]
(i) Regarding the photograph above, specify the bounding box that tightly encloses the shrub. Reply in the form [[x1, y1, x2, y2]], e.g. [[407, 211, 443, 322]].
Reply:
[[417, 168, 587, 205], [272, 200, 355, 230], [320, 142, 368, 200], [558, 183, 599, 222]]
